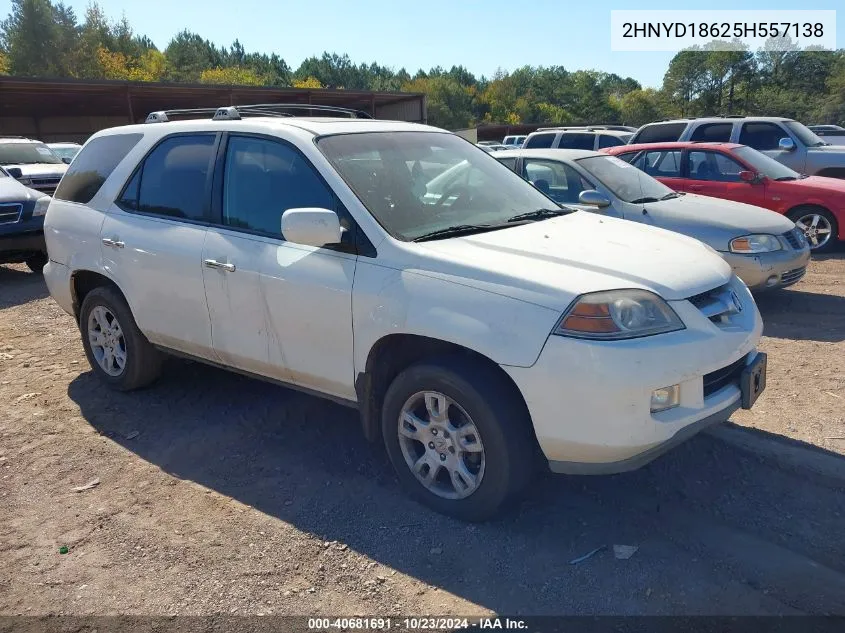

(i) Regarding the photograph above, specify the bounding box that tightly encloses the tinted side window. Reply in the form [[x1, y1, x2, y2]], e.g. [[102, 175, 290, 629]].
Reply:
[[598, 134, 625, 148], [523, 158, 590, 204], [524, 133, 556, 149], [54, 134, 143, 204], [689, 123, 733, 142], [496, 157, 517, 171], [119, 135, 215, 221], [632, 123, 687, 144], [738, 123, 787, 151], [687, 151, 744, 182], [222, 136, 334, 236], [557, 133, 595, 150]]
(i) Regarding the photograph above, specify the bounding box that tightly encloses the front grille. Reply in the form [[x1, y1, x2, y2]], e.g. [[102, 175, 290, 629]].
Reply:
[[781, 266, 806, 285], [29, 176, 61, 194], [782, 228, 804, 249], [687, 283, 741, 324], [0, 202, 23, 225], [703, 354, 747, 398]]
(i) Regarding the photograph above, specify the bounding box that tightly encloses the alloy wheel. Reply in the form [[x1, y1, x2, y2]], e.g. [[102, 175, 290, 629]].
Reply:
[[87, 305, 127, 377], [397, 391, 486, 500], [795, 213, 833, 250]]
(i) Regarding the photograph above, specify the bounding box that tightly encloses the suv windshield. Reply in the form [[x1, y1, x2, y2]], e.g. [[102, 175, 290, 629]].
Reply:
[[317, 132, 561, 241], [733, 146, 802, 180], [783, 121, 827, 147], [0, 142, 63, 165], [576, 155, 674, 203]]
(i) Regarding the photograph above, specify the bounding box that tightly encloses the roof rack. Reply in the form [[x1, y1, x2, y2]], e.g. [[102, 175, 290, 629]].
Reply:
[[145, 103, 373, 124]]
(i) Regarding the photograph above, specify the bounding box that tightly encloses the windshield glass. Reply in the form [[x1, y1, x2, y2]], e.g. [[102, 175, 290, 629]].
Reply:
[[0, 142, 63, 165], [576, 155, 674, 203], [784, 121, 826, 147], [50, 146, 80, 161], [733, 146, 801, 180], [317, 132, 560, 241]]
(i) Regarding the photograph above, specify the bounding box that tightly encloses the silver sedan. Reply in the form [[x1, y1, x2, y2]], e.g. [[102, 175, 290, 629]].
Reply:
[[492, 149, 811, 291]]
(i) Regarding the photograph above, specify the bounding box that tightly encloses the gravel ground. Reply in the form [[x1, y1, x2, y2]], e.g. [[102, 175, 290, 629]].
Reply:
[[1, 254, 844, 617]]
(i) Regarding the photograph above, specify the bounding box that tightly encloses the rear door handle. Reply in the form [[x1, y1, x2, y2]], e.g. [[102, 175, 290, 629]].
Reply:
[[102, 238, 125, 248], [204, 259, 236, 272]]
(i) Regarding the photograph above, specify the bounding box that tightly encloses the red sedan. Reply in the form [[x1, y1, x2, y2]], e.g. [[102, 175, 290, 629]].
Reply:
[[603, 142, 845, 252]]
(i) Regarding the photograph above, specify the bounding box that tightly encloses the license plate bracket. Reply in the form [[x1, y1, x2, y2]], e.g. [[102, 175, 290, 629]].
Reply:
[[741, 353, 767, 409]]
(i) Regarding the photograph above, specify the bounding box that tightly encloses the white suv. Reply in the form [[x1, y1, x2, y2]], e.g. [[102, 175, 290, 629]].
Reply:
[[43, 105, 766, 521]]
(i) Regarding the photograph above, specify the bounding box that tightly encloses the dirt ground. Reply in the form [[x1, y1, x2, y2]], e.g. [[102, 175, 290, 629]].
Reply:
[[1, 253, 844, 617]]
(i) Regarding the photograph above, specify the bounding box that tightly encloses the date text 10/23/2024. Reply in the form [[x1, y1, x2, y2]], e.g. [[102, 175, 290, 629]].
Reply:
[[307, 617, 529, 630]]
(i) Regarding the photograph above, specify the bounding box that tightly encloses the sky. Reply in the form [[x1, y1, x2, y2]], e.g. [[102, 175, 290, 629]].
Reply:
[[1, 0, 843, 88]]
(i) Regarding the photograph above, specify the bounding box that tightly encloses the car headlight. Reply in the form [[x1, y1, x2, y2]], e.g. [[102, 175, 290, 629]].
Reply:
[[32, 196, 51, 217], [729, 234, 782, 254], [554, 289, 685, 340]]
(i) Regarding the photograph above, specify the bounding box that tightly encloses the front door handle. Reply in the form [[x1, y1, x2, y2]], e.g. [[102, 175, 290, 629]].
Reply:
[[204, 259, 236, 272], [102, 238, 125, 248]]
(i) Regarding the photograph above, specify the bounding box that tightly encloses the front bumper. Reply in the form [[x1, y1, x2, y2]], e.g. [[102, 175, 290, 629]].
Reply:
[[721, 246, 810, 291], [503, 276, 763, 473], [0, 230, 46, 263]]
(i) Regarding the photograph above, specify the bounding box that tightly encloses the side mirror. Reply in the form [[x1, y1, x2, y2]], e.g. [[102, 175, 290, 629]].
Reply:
[[778, 137, 796, 152], [61, 157, 72, 164], [578, 190, 612, 209], [7, 167, 23, 179], [739, 170, 757, 183], [281, 208, 342, 248]]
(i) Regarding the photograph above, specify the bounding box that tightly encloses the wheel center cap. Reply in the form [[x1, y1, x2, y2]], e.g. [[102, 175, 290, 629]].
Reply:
[[433, 437, 449, 451]]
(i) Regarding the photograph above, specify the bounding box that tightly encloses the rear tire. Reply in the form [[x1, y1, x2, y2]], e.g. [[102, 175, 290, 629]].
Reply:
[[787, 206, 838, 253], [25, 252, 48, 273], [79, 286, 162, 391], [381, 356, 535, 522]]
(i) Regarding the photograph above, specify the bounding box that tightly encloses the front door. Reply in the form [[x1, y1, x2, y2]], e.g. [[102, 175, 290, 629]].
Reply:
[[684, 150, 766, 207], [205, 134, 358, 399]]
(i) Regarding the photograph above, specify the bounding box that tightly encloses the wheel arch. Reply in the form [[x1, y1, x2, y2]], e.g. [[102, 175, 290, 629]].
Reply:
[[70, 269, 130, 323], [355, 333, 535, 446]]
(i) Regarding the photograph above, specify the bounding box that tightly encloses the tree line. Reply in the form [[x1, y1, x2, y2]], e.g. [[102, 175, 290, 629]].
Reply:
[[1, 0, 844, 129]]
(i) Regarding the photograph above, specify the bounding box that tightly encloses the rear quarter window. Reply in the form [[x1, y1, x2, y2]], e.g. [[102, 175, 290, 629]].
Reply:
[[631, 123, 687, 144], [54, 134, 144, 204], [524, 133, 556, 149]]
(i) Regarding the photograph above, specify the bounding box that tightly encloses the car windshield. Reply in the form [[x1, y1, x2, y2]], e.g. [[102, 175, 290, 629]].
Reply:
[[50, 146, 79, 161], [317, 132, 561, 241], [733, 146, 802, 180], [0, 142, 63, 165], [576, 155, 675, 203], [784, 121, 827, 147]]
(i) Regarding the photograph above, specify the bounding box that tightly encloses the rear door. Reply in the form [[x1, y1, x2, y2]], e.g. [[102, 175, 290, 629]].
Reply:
[[683, 149, 766, 207], [101, 133, 218, 358], [638, 149, 684, 191]]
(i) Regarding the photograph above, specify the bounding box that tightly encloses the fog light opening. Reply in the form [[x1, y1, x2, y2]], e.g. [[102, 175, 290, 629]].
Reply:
[[766, 275, 779, 287], [651, 385, 680, 412]]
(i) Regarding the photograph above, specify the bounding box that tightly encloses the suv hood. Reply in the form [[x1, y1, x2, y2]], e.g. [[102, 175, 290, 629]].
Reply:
[[641, 194, 795, 251], [2, 163, 68, 178], [415, 211, 732, 311]]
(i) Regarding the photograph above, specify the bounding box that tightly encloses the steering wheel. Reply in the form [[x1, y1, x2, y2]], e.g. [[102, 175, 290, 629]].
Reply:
[[434, 179, 469, 209]]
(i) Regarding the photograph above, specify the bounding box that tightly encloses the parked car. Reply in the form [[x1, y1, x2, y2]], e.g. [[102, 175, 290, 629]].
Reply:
[[502, 135, 527, 148], [808, 125, 845, 146], [44, 107, 765, 521], [629, 117, 845, 180], [524, 128, 632, 151], [47, 142, 83, 162], [0, 137, 68, 195], [493, 148, 809, 291], [536, 125, 638, 134], [605, 141, 844, 252], [0, 166, 51, 273], [476, 143, 509, 153]]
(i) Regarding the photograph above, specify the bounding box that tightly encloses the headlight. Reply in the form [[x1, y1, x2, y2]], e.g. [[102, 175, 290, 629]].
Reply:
[[729, 234, 782, 254], [554, 289, 685, 340], [32, 196, 51, 217]]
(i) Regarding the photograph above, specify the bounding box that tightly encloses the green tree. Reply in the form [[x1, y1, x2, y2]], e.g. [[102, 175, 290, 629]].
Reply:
[[617, 88, 668, 126], [2, 0, 59, 76], [200, 65, 262, 86], [164, 30, 223, 82]]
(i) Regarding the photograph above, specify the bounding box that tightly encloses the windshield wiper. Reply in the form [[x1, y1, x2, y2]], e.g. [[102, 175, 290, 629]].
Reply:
[[630, 196, 659, 204], [413, 224, 509, 242], [660, 192, 680, 200], [775, 176, 797, 181], [506, 207, 572, 223]]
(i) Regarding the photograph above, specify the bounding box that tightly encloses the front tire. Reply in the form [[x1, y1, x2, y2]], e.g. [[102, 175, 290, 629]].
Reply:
[[25, 252, 48, 273], [381, 357, 535, 521], [79, 286, 162, 391], [788, 206, 838, 253]]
